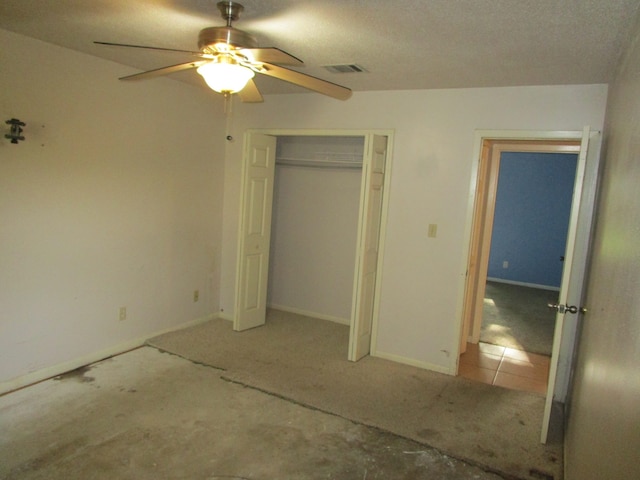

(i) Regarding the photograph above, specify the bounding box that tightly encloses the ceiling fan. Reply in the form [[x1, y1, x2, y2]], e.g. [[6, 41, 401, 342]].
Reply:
[[95, 1, 352, 103]]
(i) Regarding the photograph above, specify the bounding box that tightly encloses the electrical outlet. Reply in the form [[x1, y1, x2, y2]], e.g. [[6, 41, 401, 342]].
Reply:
[[119, 307, 127, 321], [503, 261, 509, 269], [193, 290, 199, 302], [428, 224, 438, 238]]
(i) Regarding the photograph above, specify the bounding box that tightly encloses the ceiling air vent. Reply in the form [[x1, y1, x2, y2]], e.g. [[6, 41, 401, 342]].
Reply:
[[323, 64, 367, 74]]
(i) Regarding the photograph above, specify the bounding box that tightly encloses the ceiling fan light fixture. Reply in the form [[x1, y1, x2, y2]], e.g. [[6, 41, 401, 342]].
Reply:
[[98, 0, 351, 102], [197, 59, 254, 94]]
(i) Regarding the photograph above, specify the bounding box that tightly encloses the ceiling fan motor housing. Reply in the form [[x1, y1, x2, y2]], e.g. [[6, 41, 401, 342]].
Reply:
[[198, 26, 258, 51]]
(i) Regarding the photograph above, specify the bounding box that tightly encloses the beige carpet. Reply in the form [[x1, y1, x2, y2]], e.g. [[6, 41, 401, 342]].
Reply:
[[147, 310, 563, 480], [482, 281, 558, 355]]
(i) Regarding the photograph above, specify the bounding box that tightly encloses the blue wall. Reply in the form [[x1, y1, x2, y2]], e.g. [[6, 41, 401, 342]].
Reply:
[[487, 152, 578, 288]]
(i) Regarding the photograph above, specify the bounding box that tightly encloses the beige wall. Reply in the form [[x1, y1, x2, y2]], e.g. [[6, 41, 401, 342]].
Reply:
[[220, 84, 608, 373], [565, 10, 640, 480], [0, 30, 226, 391]]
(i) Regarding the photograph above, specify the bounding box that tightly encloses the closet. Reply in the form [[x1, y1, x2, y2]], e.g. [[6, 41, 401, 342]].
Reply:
[[267, 135, 365, 325]]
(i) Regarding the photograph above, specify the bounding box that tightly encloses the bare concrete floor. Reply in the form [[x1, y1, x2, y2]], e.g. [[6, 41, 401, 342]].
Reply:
[[0, 347, 507, 480]]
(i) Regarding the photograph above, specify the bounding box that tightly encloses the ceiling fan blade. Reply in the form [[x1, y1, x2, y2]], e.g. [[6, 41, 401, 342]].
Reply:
[[119, 60, 209, 81], [239, 47, 303, 66], [257, 64, 352, 100], [94, 41, 204, 57], [238, 79, 264, 103]]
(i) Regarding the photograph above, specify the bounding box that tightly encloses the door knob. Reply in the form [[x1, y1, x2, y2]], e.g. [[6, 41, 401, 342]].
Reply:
[[547, 303, 587, 314]]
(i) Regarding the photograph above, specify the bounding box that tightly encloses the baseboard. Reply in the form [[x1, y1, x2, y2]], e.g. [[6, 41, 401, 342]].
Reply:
[[218, 311, 233, 322], [372, 350, 452, 375], [0, 313, 216, 396], [487, 277, 560, 291], [268, 304, 350, 326], [144, 313, 217, 340]]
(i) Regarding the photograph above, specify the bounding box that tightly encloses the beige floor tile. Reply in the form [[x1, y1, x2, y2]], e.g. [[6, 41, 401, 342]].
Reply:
[[462, 342, 505, 357], [503, 347, 550, 367], [458, 363, 496, 385], [478, 342, 505, 356], [494, 371, 547, 395], [459, 343, 549, 395], [462, 342, 480, 356], [460, 351, 503, 370], [498, 357, 549, 382]]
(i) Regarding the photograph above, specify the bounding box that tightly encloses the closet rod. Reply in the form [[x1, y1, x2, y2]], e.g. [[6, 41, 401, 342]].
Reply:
[[275, 157, 363, 169]]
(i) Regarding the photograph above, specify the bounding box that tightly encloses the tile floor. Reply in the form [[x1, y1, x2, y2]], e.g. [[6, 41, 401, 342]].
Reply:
[[459, 342, 550, 395]]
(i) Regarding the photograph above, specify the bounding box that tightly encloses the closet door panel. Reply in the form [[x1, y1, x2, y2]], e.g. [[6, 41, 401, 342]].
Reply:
[[349, 134, 388, 361], [235, 134, 276, 331]]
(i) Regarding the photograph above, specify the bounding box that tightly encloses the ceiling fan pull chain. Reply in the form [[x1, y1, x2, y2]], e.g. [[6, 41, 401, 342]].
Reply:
[[224, 93, 233, 116]]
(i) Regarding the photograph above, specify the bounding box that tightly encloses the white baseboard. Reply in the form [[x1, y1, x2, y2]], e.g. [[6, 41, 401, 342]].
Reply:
[[218, 311, 233, 322], [268, 304, 350, 326], [372, 350, 452, 375], [486, 277, 560, 291], [145, 313, 217, 339], [0, 313, 216, 396]]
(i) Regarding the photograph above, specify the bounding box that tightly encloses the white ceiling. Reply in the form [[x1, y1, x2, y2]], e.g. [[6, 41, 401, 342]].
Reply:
[[1, 0, 639, 97]]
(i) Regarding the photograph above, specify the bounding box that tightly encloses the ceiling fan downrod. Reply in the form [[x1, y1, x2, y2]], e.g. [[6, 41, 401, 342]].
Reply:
[[217, 1, 244, 27], [199, 2, 256, 50]]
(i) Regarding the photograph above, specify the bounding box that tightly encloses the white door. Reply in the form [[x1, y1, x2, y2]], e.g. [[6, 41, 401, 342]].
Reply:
[[541, 127, 602, 442], [349, 134, 388, 361], [234, 133, 277, 331]]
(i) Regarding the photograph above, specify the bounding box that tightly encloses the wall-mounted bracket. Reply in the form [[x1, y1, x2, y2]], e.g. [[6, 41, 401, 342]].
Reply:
[[5, 118, 26, 144]]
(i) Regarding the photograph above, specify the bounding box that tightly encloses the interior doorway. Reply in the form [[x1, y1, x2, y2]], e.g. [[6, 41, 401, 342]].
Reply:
[[233, 130, 393, 363], [457, 128, 602, 443], [459, 140, 581, 395], [478, 149, 579, 354]]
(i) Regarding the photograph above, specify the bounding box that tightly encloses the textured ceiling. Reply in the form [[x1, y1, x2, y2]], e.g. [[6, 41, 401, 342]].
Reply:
[[1, 0, 639, 96]]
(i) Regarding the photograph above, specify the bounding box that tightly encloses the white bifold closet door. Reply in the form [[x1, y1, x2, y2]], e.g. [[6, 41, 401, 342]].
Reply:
[[234, 133, 277, 331]]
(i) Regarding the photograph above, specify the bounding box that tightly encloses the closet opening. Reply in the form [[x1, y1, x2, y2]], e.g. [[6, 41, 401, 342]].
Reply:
[[234, 130, 393, 362], [268, 136, 364, 330]]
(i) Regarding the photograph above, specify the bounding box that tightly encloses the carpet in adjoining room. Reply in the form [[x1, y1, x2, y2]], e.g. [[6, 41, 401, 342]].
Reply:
[[481, 281, 558, 355]]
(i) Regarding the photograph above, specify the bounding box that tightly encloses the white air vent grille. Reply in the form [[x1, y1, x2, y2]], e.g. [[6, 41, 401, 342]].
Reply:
[[323, 64, 367, 74]]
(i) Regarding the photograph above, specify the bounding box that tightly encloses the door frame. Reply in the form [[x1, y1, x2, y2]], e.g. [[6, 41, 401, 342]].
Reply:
[[459, 139, 581, 352], [233, 128, 395, 361], [457, 130, 587, 360], [455, 129, 602, 440]]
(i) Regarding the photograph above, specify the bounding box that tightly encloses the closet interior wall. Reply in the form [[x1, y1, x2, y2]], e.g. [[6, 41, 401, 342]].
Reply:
[[267, 136, 365, 324]]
